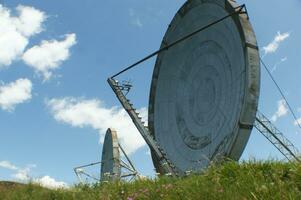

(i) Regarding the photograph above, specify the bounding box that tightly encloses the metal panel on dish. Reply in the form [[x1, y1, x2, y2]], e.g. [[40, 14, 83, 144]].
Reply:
[[149, 0, 260, 174]]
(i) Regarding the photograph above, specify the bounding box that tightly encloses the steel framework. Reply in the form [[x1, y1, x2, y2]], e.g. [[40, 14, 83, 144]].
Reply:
[[74, 142, 140, 183], [255, 111, 300, 162], [108, 78, 179, 176]]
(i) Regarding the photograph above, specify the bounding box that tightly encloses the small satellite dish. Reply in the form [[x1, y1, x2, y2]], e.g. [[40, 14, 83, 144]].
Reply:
[[149, 0, 260, 173], [101, 128, 121, 181], [74, 128, 139, 183]]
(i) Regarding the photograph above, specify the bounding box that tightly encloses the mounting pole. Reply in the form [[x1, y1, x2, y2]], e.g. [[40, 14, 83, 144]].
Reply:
[[254, 111, 300, 162]]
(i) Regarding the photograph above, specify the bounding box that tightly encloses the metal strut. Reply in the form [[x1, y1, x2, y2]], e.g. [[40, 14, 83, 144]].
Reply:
[[74, 162, 102, 183], [111, 4, 247, 78], [108, 78, 178, 176], [254, 111, 300, 162], [74, 142, 140, 183]]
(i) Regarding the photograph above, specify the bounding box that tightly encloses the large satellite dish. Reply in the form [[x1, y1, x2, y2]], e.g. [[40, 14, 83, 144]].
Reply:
[[148, 0, 260, 173], [101, 128, 121, 181]]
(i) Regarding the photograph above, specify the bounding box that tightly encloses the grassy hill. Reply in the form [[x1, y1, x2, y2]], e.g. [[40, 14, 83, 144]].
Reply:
[[1, 160, 300, 200]]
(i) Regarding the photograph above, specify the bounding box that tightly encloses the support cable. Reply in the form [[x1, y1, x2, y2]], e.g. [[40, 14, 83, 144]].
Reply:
[[111, 4, 246, 78], [260, 58, 301, 130]]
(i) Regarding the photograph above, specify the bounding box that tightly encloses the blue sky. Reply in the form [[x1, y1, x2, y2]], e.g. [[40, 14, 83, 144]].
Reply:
[[0, 0, 301, 187]]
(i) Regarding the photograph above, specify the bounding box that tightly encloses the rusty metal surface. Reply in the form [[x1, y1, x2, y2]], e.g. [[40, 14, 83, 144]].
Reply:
[[149, 0, 260, 174]]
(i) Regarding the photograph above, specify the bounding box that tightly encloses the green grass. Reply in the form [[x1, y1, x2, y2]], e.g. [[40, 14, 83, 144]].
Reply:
[[1, 160, 301, 200]]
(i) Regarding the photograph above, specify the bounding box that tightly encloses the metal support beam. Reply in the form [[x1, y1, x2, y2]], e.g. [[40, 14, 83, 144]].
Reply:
[[108, 78, 178, 176], [254, 111, 300, 162]]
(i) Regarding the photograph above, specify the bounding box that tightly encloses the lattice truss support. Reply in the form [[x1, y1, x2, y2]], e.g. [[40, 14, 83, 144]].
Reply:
[[74, 143, 140, 184], [108, 78, 179, 176], [254, 111, 300, 162]]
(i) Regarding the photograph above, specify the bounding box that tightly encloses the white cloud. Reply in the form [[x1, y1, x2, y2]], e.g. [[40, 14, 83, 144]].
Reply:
[[131, 18, 143, 28], [22, 33, 77, 80], [0, 4, 76, 81], [13, 5, 46, 37], [12, 168, 31, 181], [9, 164, 36, 182], [0, 78, 32, 111], [271, 99, 288, 122], [46, 97, 147, 154], [271, 57, 288, 72], [294, 108, 301, 126], [0, 161, 33, 182], [0, 161, 18, 170], [294, 118, 301, 126], [34, 176, 68, 189], [263, 31, 290, 55], [0, 4, 46, 67], [0, 160, 68, 189], [129, 8, 143, 28], [281, 57, 288, 62]]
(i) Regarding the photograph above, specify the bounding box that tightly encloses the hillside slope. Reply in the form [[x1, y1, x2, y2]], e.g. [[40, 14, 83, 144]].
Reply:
[[1, 161, 300, 200]]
